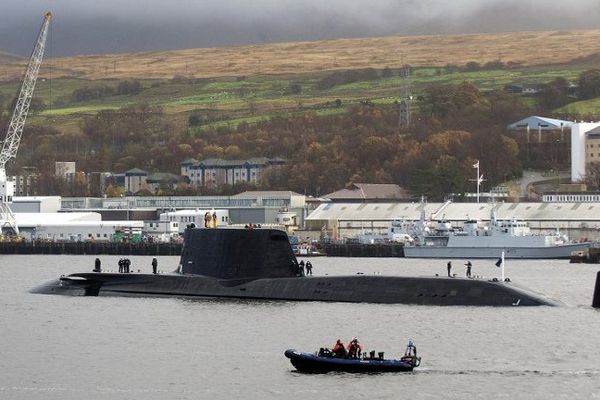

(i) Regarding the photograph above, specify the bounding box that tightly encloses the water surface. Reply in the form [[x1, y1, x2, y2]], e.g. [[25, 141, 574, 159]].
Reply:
[[1, 255, 599, 399]]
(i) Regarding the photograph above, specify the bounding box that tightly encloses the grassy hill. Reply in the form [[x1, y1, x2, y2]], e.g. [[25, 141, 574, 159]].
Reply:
[[1, 29, 600, 81], [0, 29, 599, 135], [556, 97, 600, 116], [0, 51, 22, 64]]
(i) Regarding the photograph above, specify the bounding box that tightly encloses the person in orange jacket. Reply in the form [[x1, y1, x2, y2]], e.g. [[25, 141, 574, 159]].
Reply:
[[347, 337, 363, 359], [332, 339, 347, 358]]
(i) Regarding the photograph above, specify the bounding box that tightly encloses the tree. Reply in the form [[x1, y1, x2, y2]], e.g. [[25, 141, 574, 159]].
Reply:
[[585, 162, 600, 189], [106, 184, 126, 198], [578, 69, 600, 100], [117, 80, 143, 95]]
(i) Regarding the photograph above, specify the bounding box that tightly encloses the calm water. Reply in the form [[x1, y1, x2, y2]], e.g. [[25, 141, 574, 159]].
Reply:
[[1, 255, 600, 400]]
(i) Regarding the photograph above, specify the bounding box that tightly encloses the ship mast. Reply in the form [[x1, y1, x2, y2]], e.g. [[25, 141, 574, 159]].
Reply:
[[470, 160, 485, 203]]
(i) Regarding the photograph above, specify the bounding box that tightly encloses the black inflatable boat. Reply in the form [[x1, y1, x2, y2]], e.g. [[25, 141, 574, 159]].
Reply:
[[284, 349, 420, 373]]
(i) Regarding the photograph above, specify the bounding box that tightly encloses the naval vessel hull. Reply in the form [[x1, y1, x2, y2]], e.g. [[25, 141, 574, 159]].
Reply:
[[31, 227, 562, 306], [31, 272, 560, 306], [404, 242, 590, 259]]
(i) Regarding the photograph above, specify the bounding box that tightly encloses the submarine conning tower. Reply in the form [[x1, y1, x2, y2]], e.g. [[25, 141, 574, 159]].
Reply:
[[180, 227, 299, 280]]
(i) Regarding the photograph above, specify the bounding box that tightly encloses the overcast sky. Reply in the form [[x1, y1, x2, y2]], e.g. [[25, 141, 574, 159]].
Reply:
[[1, 0, 599, 57]]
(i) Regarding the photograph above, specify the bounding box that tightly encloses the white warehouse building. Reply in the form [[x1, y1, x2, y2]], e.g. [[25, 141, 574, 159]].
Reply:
[[306, 202, 600, 241], [15, 212, 143, 242]]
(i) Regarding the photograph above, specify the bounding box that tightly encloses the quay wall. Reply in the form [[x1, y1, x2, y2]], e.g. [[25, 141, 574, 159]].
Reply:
[[323, 243, 405, 257], [0, 241, 183, 255]]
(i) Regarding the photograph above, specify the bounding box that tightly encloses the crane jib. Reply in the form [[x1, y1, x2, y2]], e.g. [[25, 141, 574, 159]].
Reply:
[[0, 13, 51, 166], [0, 12, 51, 236]]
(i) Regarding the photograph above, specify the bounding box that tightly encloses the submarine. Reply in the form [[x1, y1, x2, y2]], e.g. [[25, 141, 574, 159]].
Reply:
[[31, 227, 560, 306]]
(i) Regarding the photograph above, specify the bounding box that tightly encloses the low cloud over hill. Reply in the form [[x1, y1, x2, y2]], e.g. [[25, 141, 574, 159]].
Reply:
[[0, 0, 599, 57]]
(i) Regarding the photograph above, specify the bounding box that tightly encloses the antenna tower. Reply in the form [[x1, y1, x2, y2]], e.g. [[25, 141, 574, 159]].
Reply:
[[398, 61, 412, 132]]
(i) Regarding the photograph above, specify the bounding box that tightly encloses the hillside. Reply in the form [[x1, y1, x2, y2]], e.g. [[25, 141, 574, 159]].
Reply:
[[0, 29, 599, 198], [0, 51, 22, 64], [1, 29, 600, 80]]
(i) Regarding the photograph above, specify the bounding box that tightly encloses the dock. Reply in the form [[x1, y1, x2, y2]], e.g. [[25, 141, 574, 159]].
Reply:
[[0, 241, 183, 255], [569, 246, 600, 263], [322, 243, 404, 257]]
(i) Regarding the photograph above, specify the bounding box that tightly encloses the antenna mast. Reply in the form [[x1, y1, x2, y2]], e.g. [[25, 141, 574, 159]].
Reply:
[[398, 57, 412, 132]]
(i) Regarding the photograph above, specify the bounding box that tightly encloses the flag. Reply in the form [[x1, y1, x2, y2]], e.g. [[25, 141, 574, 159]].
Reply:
[[495, 257, 502, 267], [472, 161, 479, 169]]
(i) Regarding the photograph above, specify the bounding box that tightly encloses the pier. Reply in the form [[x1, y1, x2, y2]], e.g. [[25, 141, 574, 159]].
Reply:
[[0, 241, 183, 255], [322, 243, 404, 257]]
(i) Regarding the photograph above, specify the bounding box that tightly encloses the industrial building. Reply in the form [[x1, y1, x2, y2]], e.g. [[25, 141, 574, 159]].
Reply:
[[60, 191, 307, 227], [306, 201, 600, 241], [508, 116, 574, 134], [20, 220, 144, 242]]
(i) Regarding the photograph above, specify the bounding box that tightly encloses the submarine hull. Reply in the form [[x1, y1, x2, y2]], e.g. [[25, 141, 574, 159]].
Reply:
[[31, 273, 560, 306], [31, 228, 561, 306]]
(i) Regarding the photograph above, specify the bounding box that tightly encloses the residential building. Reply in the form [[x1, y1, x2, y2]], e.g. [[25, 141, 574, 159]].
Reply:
[[571, 122, 600, 182], [181, 157, 285, 187], [55, 161, 76, 178], [124, 168, 147, 193], [13, 167, 39, 196], [585, 128, 600, 164], [146, 172, 182, 193]]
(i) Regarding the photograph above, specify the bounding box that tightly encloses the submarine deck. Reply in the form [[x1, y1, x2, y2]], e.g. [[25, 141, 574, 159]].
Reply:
[[31, 272, 561, 306]]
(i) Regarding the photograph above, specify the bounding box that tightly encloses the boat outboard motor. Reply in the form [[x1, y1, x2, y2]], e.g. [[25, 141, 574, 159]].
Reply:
[[593, 271, 600, 309]]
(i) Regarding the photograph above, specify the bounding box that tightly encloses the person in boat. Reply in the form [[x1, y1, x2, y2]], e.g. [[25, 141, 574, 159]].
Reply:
[[405, 338, 417, 357], [305, 261, 313, 275], [347, 337, 363, 359], [332, 339, 347, 358], [465, 261, 472, 278]]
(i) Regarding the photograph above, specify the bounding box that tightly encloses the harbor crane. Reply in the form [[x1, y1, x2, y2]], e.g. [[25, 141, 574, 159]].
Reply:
[[0, 12, 51, 236]]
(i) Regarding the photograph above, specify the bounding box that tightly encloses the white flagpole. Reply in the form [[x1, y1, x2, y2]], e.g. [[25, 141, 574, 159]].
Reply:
[[476, 162, 480, 204], [501, 250, 505, 282]]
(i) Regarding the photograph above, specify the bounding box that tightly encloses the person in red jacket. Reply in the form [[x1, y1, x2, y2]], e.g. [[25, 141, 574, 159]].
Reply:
[[332, 339, 347, 358], [347, 337, 363, 359]]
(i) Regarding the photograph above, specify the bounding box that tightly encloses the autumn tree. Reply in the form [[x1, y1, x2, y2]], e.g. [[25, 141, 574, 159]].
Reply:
[[578, 69, 600, 100]]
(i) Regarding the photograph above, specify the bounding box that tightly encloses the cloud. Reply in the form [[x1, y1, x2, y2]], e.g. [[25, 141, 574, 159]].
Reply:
[[0, 0, 598, 56]]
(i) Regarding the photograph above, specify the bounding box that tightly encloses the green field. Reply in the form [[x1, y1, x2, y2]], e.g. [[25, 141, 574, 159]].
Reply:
[[1, 61, 599, 133], [556, 97, 600, 116]]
